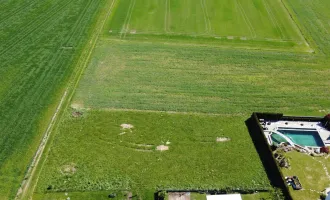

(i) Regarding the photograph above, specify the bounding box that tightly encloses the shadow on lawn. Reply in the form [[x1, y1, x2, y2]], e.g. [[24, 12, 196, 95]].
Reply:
[[245, 114, 293, 200]]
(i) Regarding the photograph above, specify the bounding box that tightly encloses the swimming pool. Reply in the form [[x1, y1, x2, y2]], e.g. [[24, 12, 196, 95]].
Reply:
[[277, 129, 324, 147], [271, 133, 288, 145]]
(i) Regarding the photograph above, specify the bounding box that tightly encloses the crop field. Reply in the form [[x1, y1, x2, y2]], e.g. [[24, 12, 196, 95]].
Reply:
[[4, 0, 330, 199], [72, 40, 330, 115], [35, 111, 271, 196], [0, 0, 111, 199], [105, 0, 310, 51]]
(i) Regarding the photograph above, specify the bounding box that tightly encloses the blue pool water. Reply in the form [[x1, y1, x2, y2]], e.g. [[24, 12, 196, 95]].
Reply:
[[277, 129, 324, 147]]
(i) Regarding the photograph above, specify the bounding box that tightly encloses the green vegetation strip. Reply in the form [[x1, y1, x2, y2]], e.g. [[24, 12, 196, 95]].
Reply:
[[0, 0, 110, 198]]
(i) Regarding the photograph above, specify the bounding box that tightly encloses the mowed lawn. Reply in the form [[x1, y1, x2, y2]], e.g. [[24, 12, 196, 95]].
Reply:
[[73, 40, 330, 115], [35, 110, 271, 197], [281, 152, 330, 200], [106, 0, 305, 42]]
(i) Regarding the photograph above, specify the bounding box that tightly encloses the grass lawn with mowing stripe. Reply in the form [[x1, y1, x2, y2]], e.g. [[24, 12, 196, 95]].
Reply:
[[104, 0, 309, 51]]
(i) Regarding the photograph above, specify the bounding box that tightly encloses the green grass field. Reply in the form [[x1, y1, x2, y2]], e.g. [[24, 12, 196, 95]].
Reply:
[[31, 0, 330, 199], [0, 0, 110, 198], [35, 111, 271, 197], [104, 0, 309, 51], [2, 0, 330, 199], [72, 39, 330, 115]]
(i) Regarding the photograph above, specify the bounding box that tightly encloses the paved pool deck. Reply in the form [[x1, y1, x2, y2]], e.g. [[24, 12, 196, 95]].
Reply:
[[261, 120, 330, 146]]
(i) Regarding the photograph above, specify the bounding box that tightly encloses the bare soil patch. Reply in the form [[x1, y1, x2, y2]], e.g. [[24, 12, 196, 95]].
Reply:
[[216, 137, 231, 142], [72, 111, 83, 118], [60, 163, 77, 175], [120, 123, 134, 135], [156, 145, 169, 151], [121, 123, 134, 129]]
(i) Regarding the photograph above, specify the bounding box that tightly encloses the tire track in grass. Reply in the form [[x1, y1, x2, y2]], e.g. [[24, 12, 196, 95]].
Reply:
[[22, 0, 103, 121], [120, 0, 134, 38], [0, 0, 74, 56], [262, 0, 284, 39], [167, 0, 171, 32], [123, 0, 136, 39], [0, 46, 77, 172], [16, 0, 118, 199], [6, 0, 93, 196], [203, 0, 212, 34], [0, 0, 94, 140], [200, 0, 211, 34], [64, 0, 94, 46], [235, 0, 256, 39], [0, 0, 40, 25], [0, 1, 71, 55], [164, 0, 169, 32]]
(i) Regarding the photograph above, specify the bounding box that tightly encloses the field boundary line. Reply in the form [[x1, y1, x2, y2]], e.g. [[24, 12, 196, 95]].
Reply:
[[235, 0, 256, 38], [280, 0, 313, 50], [15, 89, 68, 200], [262, 0, 284, 39], [15, 0, 118, 199], [81, 107, 246, 117], [106, 30, 301, 42], [103, 37, 307, 53]]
